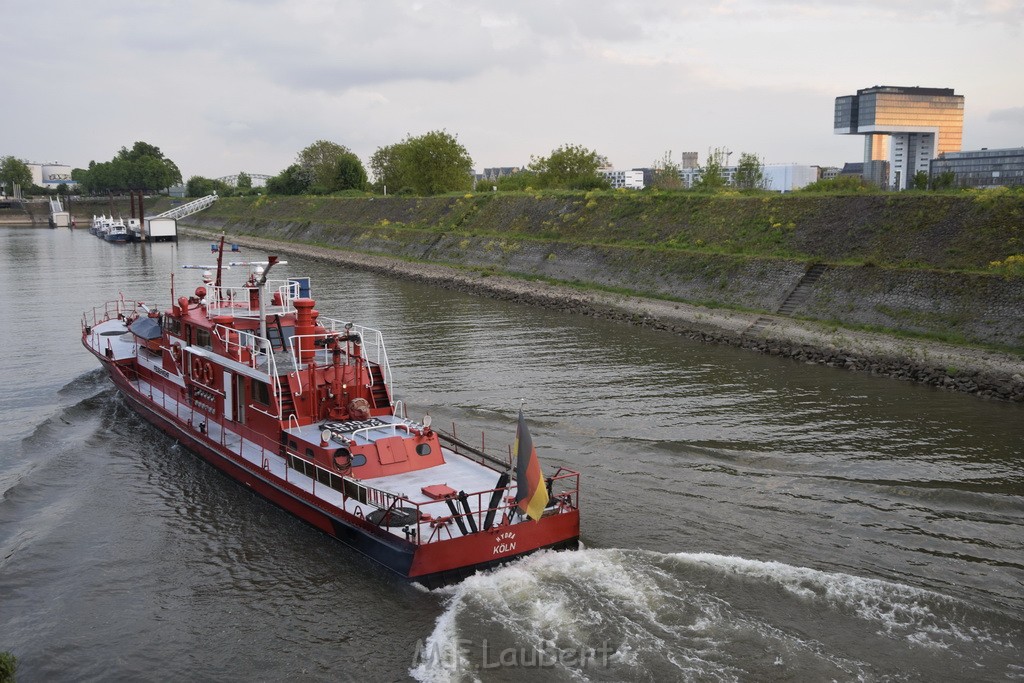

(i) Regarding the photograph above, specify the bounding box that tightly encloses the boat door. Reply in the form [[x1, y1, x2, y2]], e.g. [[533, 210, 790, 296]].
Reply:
[[233, 374, 246, 424]]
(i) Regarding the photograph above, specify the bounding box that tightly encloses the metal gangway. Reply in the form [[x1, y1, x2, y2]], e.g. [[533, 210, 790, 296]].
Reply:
[[153, 194, 218, 220]]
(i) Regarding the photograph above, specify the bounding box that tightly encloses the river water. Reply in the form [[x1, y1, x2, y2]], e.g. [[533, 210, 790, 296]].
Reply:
[[0, 226, 1021, 682]]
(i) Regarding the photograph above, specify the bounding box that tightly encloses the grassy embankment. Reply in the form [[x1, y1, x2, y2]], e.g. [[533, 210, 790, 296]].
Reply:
[[188, 189, 1024, 352], [196, 189, 1024, 273]]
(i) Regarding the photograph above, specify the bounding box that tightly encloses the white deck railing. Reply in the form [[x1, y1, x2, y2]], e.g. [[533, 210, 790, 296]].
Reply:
[[153, 194, 218, 220]]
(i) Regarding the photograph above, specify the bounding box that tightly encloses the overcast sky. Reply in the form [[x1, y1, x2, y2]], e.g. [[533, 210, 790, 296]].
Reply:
[[5, 1, 1022, 180]]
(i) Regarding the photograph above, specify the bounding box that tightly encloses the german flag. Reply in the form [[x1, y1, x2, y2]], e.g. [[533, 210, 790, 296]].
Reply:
[[514, 410, 548, 521]]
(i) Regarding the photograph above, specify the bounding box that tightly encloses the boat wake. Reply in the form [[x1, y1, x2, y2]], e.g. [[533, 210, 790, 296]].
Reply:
[[0, 379, 122, 568], [411, 548, 1023, 682]]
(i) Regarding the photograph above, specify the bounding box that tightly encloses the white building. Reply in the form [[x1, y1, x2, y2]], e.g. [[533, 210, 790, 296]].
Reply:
[[600, 169, 646, 189], [763, 165, 819, 192], [678, 164, 817, 191], [29, 162, 76, 187]]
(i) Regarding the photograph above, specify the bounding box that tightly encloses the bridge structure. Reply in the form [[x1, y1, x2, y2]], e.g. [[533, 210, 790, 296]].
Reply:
[[216, 173, 272, 188], [153, 194, 218, 220]]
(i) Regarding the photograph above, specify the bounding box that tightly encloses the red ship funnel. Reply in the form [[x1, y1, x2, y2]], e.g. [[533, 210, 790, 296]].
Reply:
[[294, 298, 316, 363]]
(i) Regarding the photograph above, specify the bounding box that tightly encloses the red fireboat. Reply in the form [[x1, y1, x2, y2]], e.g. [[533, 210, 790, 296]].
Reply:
[[81, 242, 580, 586]]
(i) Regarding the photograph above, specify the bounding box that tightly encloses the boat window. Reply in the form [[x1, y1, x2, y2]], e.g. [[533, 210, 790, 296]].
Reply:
[[288, 439, 298, 450], [306, 448, 315, 458], [343, 478, 368, 503], [161, 314, 181, 335], [351, 454, 367, 467], [195, 327, 211, 349], [266, 323, 295, 352], [415, 444, 431, 456], [288, 454, 314, 477], [252, 380, 270, 405]]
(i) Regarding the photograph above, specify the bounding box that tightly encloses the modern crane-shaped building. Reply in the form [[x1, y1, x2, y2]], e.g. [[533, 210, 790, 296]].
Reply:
[[834, 85, 964, 190]]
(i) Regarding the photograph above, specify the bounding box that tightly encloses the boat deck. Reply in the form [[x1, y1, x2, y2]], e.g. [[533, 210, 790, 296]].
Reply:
[[131, 376, 522, 542]]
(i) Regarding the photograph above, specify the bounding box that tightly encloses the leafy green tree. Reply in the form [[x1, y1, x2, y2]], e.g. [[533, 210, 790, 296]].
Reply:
[[333, 153, 368, 192], [186, 176, 231, 197], [799, 175, 878, 193], [370, 130, 473, 195], [528, 144, 605, 189], [0, 156, 32, 195], [494, 171, 538, 191], [236, 172, 252, 190], [76, 141, 181, 192], [734, 152, 766, 190], [0, 650, 17, 683], [266, 164, 309, 195], [115, 141, 182, 189], [910, 171, 930, 190], [116, 141, 164, 161], [930, 170, 956, 190], [651, 150, 683, 190], [693, 147, 729, 192], [369, 144, 402, 193], [296, 140, 367, 194], [401, 130, 473, 195]]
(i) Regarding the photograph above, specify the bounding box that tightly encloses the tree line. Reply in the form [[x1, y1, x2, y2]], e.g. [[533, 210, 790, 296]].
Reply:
[[1, 135, 985, 202], [73, 142, 182, 194]]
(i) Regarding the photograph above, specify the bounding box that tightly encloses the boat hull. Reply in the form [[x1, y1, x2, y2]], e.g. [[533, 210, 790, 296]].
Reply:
[[94, 353, 579, 587]]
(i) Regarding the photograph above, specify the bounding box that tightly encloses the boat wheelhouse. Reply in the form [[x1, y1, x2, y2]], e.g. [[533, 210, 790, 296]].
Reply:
[[103, 218, 129, 243]]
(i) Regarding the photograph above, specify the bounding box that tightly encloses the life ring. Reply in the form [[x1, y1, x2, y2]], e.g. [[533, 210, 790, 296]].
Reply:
[[191, 356, 203, 381], [333, 449, 352, 473], [170, 342, 182, 364], [203, 361, 214, 384]]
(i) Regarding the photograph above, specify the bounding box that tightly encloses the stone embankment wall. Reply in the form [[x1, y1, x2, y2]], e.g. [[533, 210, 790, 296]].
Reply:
[[181, 192, 1024, 400], [188, 210, 1024, 349]]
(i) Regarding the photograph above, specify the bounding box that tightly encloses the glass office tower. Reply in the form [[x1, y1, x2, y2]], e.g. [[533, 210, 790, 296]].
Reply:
[[834, 86, 964, 190]]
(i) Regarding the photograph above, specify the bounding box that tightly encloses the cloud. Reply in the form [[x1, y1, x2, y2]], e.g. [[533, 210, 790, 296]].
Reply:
[[1, 0, 1020, 178], [988, 107, 1024, 125]]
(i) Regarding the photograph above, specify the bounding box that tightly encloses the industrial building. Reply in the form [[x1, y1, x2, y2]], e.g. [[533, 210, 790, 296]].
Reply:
[[28, 162, 76, 188], [930, 148, 1024, 188], [834, 85, 964, 190]]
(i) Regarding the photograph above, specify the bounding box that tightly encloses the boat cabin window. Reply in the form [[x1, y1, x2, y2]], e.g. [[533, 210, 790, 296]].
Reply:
[[161, 314, 181, 335], [252, 380, 270, 406], [416, 444, 431, 456], [286, 454, 366, 502], [195, 327, 211, 349], [266, 322, 295, 352]]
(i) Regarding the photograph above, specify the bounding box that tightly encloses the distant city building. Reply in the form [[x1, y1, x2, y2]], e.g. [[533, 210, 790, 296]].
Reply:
[[677, 163, 817, 192], [28, 162, 76, 187], [678, 166, 736, 189], [820, 167, 841, 181], [834, 85, 964, 190], [481, 167, 523, 181], [763, 165, 818, 192], [600, 169, 646, 189], [930, 147, 1024, 188], [680, 152, 699, 169]]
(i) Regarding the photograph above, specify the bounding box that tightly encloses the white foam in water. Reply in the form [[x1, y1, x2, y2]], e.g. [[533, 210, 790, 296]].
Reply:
[[671, 552, 1007, 649], [411, 549, 746, 681], [411, 548, 1018, 681]]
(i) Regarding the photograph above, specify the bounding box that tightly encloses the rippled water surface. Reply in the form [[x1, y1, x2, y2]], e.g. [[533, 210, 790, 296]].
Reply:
[[1, 227, 1021, 681]]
